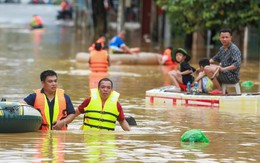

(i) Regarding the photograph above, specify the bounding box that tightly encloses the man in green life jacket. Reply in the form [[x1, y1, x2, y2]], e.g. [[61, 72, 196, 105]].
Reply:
[[74, 78, 130, 131]]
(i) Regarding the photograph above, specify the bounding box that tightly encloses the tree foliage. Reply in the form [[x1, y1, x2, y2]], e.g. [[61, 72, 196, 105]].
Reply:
[[157, 0, 260, 34]]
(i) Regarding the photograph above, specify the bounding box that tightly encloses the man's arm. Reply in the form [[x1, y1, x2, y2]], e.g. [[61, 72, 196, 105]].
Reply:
[[22, 93, 36, 106], [117, 102, 131, 131], [53, 114, 75, 130], [119, 120, 130, 131], [219, 65, 238, 72]]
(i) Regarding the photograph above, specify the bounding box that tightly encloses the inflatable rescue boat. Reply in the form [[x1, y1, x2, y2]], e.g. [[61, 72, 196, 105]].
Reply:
[[75, 52, 161, 65], [0, 101, 42, 133]]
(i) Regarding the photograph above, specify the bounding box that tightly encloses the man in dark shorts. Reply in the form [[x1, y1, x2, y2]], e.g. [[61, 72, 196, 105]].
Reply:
[[204, 29, 241, 94]]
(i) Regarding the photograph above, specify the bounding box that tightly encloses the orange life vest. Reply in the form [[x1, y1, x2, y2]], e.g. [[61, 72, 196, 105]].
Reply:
[[90, 50, 109, 72], [34, 16, 43, 25], [34, 89, 67, 130], [163, 48, 177, 66]]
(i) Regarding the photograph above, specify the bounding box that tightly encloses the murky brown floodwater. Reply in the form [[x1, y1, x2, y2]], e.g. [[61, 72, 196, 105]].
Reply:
[[0, 19, 260, 163]]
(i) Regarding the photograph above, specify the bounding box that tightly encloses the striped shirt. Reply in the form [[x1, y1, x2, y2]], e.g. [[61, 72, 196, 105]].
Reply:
[[212, 42, 241, 83]]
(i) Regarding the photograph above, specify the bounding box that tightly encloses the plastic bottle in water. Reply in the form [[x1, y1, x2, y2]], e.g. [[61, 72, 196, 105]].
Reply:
[[187, 81, 191, 93], [194, 82, 199, 94]]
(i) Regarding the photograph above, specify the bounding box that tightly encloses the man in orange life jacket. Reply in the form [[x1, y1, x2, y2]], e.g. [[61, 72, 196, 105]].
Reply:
[[89, 42, 110, 73], [74, 78, 130, 131], [23, 70, 75, 130]]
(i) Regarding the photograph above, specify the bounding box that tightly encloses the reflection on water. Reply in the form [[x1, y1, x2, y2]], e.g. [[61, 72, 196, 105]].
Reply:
[[0, 24, 260, 162]]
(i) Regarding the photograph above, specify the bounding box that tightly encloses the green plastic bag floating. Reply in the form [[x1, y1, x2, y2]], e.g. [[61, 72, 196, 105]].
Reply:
[[241, 81, 254, 89], [181, 129, 209, 143]]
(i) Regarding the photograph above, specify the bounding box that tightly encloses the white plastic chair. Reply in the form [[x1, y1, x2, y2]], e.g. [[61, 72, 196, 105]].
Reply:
[[222, 83, 241, 94]]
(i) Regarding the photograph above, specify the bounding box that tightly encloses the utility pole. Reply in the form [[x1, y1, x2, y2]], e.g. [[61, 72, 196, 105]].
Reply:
[[117, 0, 125, 33]]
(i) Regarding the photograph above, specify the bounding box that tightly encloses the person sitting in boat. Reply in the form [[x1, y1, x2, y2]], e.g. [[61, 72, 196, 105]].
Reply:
[[168, 48, 196, 92], [204, 28, 241, 95], [30, 15, 44, 30], [158, 47, 178, 66], [88, 34, 106, 52], [193, 58, 215, 93], [89, 42, 110, 73], [108, 31, 140, 54], [23, 70, 75, 130]]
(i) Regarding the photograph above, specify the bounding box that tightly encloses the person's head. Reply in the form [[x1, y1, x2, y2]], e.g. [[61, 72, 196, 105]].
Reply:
[[98, 34, 106, 42], [94, 42, 102, 51], [40, 70, 58, 93], [118, 31, 126, 39], [219, 28, 232, 48], [172, 48, 191, 63], [198, 58, 210, 71], [98, 78, 113, 100]]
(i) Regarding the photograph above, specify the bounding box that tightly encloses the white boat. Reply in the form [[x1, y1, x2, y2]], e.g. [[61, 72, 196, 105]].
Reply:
[[145, 86, 260, 113]]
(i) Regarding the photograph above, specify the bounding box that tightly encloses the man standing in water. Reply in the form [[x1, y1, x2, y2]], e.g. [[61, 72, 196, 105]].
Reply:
[[204, 29, 241, 94], [74, 78, 130, 131], [23, 70, 75, 130]]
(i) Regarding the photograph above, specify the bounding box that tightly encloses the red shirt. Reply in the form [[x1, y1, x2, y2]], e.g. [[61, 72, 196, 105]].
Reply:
[[78, 97, 125, 121]]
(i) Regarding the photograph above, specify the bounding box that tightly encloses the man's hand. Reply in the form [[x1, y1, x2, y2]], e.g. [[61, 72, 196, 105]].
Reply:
[[52, 119, 66, 130]]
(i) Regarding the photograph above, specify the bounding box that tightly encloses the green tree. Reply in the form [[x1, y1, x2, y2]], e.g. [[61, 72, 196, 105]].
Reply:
[[157, 0, 260, 34]]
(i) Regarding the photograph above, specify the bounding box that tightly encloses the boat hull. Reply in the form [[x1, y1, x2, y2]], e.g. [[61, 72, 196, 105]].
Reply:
[[75, 52, 161, 65], [145, 86, 260, 113], [0, 102, 42, 133]]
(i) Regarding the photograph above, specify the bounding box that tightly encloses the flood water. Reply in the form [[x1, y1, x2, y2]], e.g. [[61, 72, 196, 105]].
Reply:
[[1, 4, 260, 163]]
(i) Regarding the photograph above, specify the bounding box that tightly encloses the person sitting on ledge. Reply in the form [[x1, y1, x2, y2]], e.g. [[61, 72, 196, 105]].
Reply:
[[108, 31, 140, 54]]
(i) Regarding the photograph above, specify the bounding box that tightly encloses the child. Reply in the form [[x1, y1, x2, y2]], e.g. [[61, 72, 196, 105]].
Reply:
[[194, 58, 214, 93], [168, 48, 195, 92]]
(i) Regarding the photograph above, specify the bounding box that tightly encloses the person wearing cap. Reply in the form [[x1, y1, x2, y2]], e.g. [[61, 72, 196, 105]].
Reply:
[[168, 48, 195, 92], [204, 28, 241, 95]]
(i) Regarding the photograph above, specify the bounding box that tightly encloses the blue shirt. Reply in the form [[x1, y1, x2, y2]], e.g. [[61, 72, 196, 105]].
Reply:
[[108, 36, 125, 48], [24, 88, 75, 125]]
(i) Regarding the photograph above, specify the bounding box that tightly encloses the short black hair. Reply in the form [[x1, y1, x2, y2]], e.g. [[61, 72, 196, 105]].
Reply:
[[95, 42, 102, 51], [199, 58, 210, 67], [220, 28, 232, 36], [40, 70, 57, 81], [98, 78, 113, 88]]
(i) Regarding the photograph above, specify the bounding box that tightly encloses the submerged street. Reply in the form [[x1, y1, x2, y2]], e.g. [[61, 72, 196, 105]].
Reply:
[[0, 3, 260, 162]]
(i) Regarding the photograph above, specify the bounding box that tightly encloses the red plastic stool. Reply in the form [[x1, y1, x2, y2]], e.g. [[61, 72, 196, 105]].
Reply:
[[179, 84, 187, 92]]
